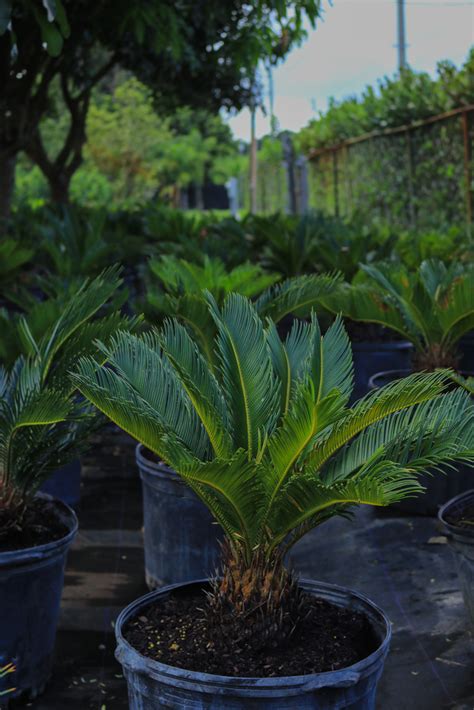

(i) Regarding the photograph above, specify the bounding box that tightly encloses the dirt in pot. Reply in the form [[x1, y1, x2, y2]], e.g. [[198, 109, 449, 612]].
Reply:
[[444, 502, 474, 530], [0, 499, 69, 553], [123, 585, 379, 677]]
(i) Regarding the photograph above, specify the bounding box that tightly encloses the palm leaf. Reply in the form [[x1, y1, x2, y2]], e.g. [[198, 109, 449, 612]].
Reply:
[[159, 319, 233, 458], [255, 273, 342, 323], [209, 293, 280, 459], [305, 370, 449, 472]]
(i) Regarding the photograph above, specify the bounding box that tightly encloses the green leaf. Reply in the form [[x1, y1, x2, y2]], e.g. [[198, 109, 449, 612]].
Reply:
[[159, 319, 233, 458], [209, 293, 280, 459]]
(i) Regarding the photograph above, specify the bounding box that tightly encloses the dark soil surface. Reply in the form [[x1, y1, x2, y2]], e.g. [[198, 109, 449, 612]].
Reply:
[[123, 585, 378, 677], [444, 502, 474, 530], [0, 499, 69, 553]]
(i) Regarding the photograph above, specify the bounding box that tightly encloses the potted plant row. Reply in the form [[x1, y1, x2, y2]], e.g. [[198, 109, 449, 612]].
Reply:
[[0, 267, 138, 701], [72, 293, 474, 709]]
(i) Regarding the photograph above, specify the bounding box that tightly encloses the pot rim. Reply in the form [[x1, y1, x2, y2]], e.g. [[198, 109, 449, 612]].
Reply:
[[351, 340, 413, 351], [438, 488, 474, 540], [115, 577, 392, 690], [0, 493, 78, 566]]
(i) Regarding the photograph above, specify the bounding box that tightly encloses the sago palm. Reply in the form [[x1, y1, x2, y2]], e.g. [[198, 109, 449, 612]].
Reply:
[[0, 267, 140, 529], [73, 295, 474, 648], [145, 254, 340, 367], [320, 259, 474, 369]]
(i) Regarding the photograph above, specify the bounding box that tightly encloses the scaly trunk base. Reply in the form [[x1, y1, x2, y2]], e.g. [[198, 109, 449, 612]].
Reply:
[[413, 344, 460, 371], [205, 543, 307, 652]]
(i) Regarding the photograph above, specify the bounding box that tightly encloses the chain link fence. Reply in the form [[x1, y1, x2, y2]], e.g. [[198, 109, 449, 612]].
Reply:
[[238, 106, 474, 235]]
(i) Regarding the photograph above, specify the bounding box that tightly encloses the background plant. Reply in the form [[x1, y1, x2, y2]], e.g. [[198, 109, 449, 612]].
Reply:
[[320, 259, 474, 369], [0, 267, 140, 529]]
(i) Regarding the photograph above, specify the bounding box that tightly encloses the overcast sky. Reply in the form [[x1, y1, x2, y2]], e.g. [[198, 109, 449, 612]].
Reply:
[[226, 0, 474, 141]]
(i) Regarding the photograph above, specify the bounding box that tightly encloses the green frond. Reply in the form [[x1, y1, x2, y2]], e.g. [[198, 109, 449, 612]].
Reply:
[[72, 354, 200, 470], [310, 315, 354, 404], [268, 462, 423, 551], [94, 331, 209, 458], [178, 452, 264, 554], [209, 293, 280, 459], [22, 265, 124, 382], [305, 370, 449, 472], [255, 273, 342, 324], [320, 282, 419, 346], [323, 388, 473, 484], [266, 318, 313, 415], [262, 384, 344, 524], [159, 319, 233, 458]]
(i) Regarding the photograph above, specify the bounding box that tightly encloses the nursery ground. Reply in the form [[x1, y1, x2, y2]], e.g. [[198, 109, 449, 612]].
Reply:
[[15, 429, 474, 710]]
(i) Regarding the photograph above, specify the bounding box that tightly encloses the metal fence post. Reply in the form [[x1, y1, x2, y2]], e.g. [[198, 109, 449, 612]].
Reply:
[[332, 150, 339, 217]]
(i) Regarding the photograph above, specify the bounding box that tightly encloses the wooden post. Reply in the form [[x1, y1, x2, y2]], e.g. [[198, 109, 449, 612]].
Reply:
[[462, 110, 473, 238]]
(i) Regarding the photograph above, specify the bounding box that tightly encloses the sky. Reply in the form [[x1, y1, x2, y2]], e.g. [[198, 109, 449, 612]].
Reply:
[[226, 0, 474, 141]]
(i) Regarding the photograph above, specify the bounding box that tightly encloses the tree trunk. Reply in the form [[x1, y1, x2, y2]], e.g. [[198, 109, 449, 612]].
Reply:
[[0, 155, 16, 222], [48, 171, 71, 205]]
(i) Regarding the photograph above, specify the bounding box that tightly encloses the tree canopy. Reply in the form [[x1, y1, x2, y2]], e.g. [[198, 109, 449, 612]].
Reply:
[[0, 0, 322, 213]]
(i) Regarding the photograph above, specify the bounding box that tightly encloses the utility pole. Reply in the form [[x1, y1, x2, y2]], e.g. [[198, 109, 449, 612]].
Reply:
[[396, 0, 407, 70]]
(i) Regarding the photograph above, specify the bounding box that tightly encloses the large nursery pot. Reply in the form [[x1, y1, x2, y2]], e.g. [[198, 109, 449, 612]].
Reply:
[[115, 579, 392, 710], [438, 490, 474, 627], [0, 495, 78, 700], [40, 458, 82, 509], [351, 340, 412, 401], [136, 444, 223, 589], [369, 369, 474, 516]]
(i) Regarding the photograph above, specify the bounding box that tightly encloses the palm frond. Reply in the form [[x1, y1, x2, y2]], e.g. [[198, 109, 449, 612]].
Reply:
[[266, 318, 313, 415], [310, 315, 354, 404], [159, 319, 233, 458], [72, 354, 200, 469], [209, 293, 280, 459], [305, 370, 449, 472], [93, 331, 209, 459], [255, 273, 342, 323], [268, 462, 422, 551]]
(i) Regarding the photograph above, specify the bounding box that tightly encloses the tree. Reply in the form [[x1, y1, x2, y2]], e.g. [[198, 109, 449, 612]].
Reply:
[[0, 1, 322, 216]]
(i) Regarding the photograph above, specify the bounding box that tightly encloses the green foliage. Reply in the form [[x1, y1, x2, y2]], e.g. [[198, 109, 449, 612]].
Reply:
[[144, 255, 279, 364], [247, 211, 394, 279], [0, 267, 140, 518], [321, 259, 474, 368], [297, 52, 474, 154], [73, 297, 474, 569], [395, 226, 472, 269], [0, 238, 35, 297]]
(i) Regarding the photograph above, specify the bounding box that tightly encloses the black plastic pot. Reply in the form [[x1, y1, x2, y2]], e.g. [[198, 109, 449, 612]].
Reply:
[[115, 579, 391, 710], [351, 341, 413, 401], [136, 444, 223, 590], [438, 490, 474, 628], [459, 331, 474, 372], [40, 459, 82, 509], [369, 369, 474, 516], [0, 496, 77, 700]]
